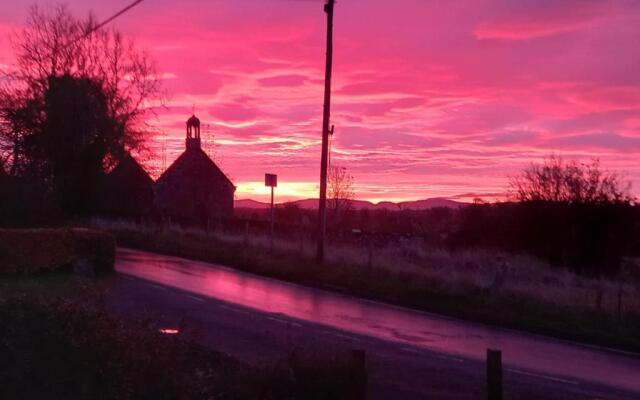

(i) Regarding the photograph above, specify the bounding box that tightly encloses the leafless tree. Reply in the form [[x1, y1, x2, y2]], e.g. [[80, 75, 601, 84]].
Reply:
[[0, 4, 161, 172], [328, 165, 354, 218], [509, 155, 633, 204]]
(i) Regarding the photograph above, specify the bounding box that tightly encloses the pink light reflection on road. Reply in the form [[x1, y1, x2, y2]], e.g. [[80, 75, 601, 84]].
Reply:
[[116, 247, 640, 393]]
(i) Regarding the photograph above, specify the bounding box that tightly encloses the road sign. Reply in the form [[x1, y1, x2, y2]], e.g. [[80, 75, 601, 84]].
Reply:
[[265, 173, 277, 187]]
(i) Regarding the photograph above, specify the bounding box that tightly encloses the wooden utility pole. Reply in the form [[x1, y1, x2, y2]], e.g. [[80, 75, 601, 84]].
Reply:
[[316, 0, 335, 263]]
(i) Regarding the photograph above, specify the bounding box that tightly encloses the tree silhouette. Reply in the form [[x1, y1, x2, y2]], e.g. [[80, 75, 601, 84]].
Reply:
[[0, 4, 160, 215], [327, 165, 354, 220], [509, 155, 633, 205]]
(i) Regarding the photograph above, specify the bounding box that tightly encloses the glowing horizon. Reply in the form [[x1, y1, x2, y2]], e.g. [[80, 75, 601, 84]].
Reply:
[[2, 1, 640, 203]]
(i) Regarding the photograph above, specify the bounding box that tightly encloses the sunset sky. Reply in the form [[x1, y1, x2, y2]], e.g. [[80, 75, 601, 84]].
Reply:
[[1, 0, 640, 203]]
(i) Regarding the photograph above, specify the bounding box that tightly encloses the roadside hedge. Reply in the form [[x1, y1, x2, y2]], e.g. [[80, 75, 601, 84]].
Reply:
[[71, 228, 116, 274], [0, 228, 115, 274]]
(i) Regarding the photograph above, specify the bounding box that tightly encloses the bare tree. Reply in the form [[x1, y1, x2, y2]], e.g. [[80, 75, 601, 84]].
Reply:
[[0, 4, 161, 215], [0, 4, 161, 173], [327, 165, 355, 219], [509, 155, 633, 204]]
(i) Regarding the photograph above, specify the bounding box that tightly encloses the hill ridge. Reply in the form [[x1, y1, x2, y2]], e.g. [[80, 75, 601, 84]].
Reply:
[[235, 197, 464, 210]]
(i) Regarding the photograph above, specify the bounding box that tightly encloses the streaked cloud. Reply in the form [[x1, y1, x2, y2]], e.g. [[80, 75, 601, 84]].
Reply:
[[1, 0, 639, 202]]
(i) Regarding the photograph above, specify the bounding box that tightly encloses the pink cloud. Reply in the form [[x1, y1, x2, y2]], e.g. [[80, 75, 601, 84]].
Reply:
[[2, 0, 640, 202], [474, 0, 613, 40], [259, 74, 308, 87]]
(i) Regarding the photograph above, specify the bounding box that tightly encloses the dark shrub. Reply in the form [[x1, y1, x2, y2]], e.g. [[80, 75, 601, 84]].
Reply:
[[0, 228, 115, 274], [0, 228, 75, 273], [71, 228, 116, 274], [0, 174, 61, 227], [449, 201, 635, 275]]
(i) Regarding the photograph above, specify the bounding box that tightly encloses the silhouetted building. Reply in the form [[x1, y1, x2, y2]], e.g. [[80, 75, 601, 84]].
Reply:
[[97, 153, 154, 217], [154, 115, 235, 221]]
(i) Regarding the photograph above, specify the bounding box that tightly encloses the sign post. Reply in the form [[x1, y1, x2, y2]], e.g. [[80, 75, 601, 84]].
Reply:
[[265, 173, 277, 252]]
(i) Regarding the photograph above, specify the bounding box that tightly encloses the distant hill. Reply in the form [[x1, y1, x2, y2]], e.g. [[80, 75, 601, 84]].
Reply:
[[394, 198, 465, 210], [235, 197, 464, 210], [234, 199, 271, 209]]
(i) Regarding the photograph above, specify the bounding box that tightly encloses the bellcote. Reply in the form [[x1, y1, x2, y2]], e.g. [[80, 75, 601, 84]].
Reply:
[[186, 114, 201, 150]]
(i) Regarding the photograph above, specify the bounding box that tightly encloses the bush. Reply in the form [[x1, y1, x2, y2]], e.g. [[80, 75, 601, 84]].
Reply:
[[0, 174, 61, 226], [70, 228, 116, 274], [449, 201, 635, 275], [0, 228, 75, 273], [0, 228, 115, 274]]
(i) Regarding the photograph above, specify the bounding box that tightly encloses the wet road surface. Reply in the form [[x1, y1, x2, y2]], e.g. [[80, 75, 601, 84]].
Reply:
[[109, 248, 640, 399]]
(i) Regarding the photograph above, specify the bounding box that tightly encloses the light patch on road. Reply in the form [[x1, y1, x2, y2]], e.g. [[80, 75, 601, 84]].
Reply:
[[148, 283, 166, 291], [267, 316, 302, 327], [401, 347, 464, 363], [185, 294, 206, 302], [321, 330, 362, 342], [507, 368, 579, 385], [219, 304, 251, 315], [433, 354, 464, 363], [401, 347, 423, 355]]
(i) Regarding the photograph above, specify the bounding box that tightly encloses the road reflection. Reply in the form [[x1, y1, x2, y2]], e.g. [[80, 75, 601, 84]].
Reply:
[[116, 247, 640, 392]]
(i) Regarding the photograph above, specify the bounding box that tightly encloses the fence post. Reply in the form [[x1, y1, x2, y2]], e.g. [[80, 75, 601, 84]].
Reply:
[[350, 349, 367, 400], [487, 349, 502, 400]]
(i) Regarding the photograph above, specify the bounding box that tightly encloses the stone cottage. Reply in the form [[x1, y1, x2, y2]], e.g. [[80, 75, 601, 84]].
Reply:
[[154, 115, 235, 221]]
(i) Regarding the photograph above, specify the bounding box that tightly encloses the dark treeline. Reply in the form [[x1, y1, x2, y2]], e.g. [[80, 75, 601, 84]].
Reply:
[[0, 6, 159, 224], [448, 201, 638, 275], [237, 200, 639, 276], [239, 155, 639, 277]]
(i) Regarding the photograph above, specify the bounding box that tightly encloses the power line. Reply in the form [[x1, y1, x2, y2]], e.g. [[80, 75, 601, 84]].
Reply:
[[87, 0, 145, 36], [65, 0, 145, 47]]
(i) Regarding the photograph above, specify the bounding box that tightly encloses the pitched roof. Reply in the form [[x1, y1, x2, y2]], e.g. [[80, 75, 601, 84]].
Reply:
[[106, 153, 153, 188], [157, 147, 235, 189]]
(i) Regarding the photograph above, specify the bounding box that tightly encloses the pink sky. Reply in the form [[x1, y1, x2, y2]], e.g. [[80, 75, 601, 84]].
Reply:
[[2, 0, 640, 203]]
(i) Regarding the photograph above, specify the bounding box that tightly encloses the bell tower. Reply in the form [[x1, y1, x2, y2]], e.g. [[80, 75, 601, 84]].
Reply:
[[186, 114, 201, 151]]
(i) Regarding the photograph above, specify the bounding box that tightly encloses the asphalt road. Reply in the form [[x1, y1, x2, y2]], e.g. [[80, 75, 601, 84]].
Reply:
[[107, 248, 640, 399]]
